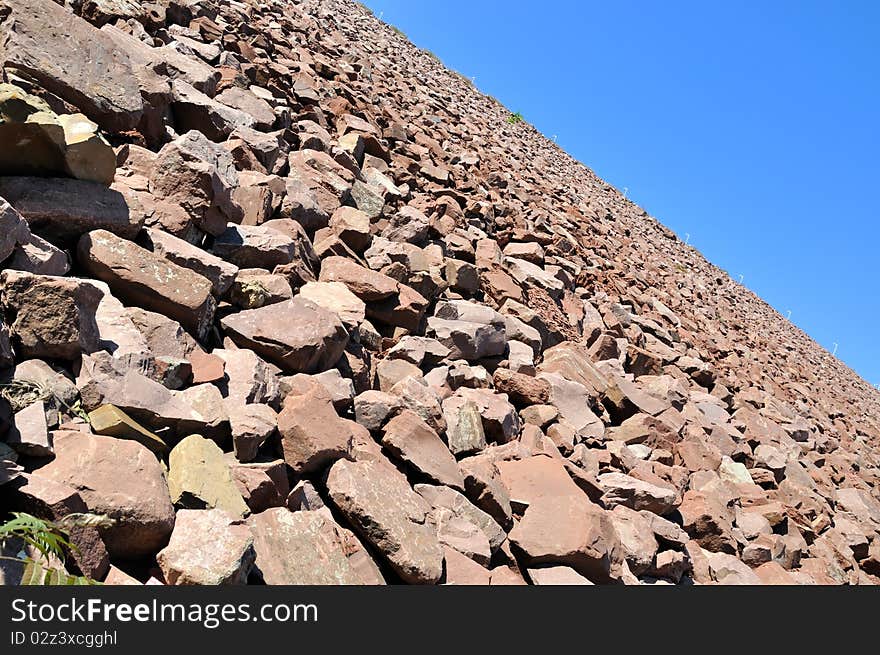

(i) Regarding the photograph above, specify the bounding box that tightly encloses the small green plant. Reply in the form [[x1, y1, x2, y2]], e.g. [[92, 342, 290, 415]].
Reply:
[[0, 512, 113, 585], [390, 25, 405, 36], [0, 379, 90, 424], [507, 112, 525, 125]]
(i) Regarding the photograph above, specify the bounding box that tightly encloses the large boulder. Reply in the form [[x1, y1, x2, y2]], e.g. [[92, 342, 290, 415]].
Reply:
[[167, 435, 249, 518], [0, 177, 142, 244], [0, 270, 101, 360], [277, 385, 355, 474], [156, 509, 255, 586], [0, 0, 146, 132], [35, 433, 175, 558], [78, 230, 216, 340], [0, 83, 116, 185], [326, 457, 444, 584], [249, 508, 383, 585], [220, 297, 348, 373]]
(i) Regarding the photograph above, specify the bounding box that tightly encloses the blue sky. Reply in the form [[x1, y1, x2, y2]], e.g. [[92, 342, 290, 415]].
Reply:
[[361, 0, 880, 387]]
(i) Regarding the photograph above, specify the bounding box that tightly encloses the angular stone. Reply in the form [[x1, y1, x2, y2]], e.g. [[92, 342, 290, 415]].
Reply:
[[1, 472, 109, 579], [277, 385, 354, 474], [510, 495, 623, 583], [528, 566, 594, 585], [319, 255, 399, 300], [78, 230, 216, 340], [0, 270, 101, 360], [171, 79, 254, 141], [167, 435, 249, 518], [143, 228, 238, 296], [415, 483, 506, 552], [326, 457, 444, 584], [678, 490, 737, 554], [228, 403, 277, 463], [0, 177, 141, 244], [353, 390, 403, 431], [6, 401, 51, 457], [150, 130, 242, 236], [443, 546, 492, 585], [598, 472, 677, 516], [608, 505, 659, 575], [427, 317, 506, 361], [213, 223, 303, 269], [88, 404, 168, 454], [249, 508, 383, 585], [0, 0, 146, 132], [157, 509, 255, 585], [221, 297, 348, 374], [36, 432, 175, 558], [229, 269, 292, 309], [329, 206, 372, 252], [442, 398, 488, 456], [0, 84, 116, 185], [297, 281, 366, 327], [381, 410, 464, 490]]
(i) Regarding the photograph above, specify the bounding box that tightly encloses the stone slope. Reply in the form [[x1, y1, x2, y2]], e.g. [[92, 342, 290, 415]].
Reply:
[[0, 0, 878, 586]]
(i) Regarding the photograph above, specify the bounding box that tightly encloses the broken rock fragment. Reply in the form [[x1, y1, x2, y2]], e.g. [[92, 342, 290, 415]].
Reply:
[[327, 457, 444, 584], [221, 297, 348, 374]]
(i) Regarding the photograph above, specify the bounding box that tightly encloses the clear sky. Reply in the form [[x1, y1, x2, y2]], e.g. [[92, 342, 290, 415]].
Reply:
[[360, 0, 880, 387]]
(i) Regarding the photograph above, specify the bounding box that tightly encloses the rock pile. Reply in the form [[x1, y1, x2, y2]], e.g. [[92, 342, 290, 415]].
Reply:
[[1, 0, 879, 586]]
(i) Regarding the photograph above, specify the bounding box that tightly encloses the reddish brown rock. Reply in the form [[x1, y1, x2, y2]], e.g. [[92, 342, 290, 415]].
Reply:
[[36, 433, 175, 558], [0, 270, 101, 360], [221, 297, 348, 373], [78, 230, 216, 340]]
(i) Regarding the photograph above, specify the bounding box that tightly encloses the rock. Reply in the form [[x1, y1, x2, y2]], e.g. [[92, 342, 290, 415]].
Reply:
[[228, 403, 277, 463], [705, 551, 763, 585], [0, 270, 101, 360], [0, 83, 116, 185], [228, 269, 292, 309], [157, 509, 255, 585], [214, 348, 281, 406], [143, 228, 238, 296], [443, 546, 492, 585], [6, 401, 51, 457], [216, 86, 276, 130], [213, 224, 302, 270], [149, 130, 242, 236], [497, 455, 583, 509], [528, 566, 594, 585], [492, 368, 550, 406], [1, 472, 109, 579], [78, 230, 216, 340], [88, 404, 168, 454], [329, 206, 372, 252], [0, 0, 146, 132], [608, 505, 659, 575], [539, 373, 604, 439], [229, 458, 289, 514], [221, 297, 349, 374], [453, 388, 521, 443], [167, 435, 249, 518], [170, 79, 252, 141], [678, 490, 737, 554], [326, 457, 444, 584], [442, 398, 488, 456], [354, 390, 403, 431], [510, 495, 623, 583], [381, 410, 465, 490], [415, 483, 506, 552], [433, 510, 491, 565], [277, 385, 354, 474], [0, 177, 141, 244], [317, 258, 394, 301], [249, 508, 383, 585], [297, 281, 366, 327], [426, 317, 506, 361], [35, 432, 174, 558], [598, 472, 677, 516]]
